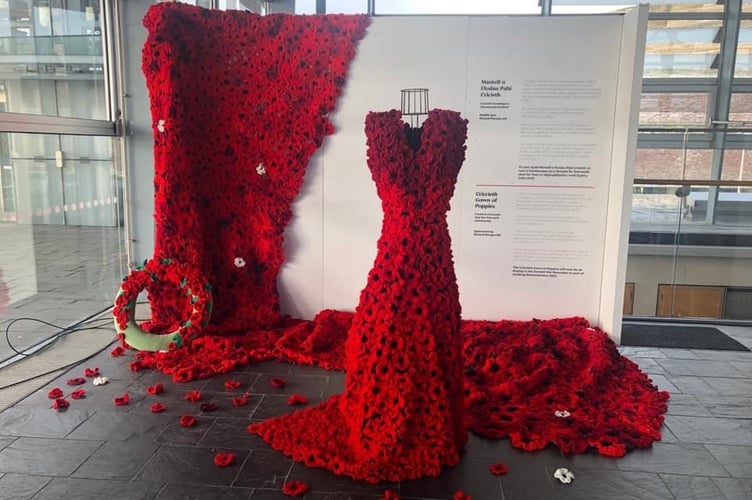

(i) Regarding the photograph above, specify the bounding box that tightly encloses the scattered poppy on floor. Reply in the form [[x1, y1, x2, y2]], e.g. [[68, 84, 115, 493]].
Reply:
[[66, 377, 86, 386], [129, 361, 145, 372], [282, 481, 309, 496], [179, 415, 197, 428], [184, 390, 202, 402], [287, 394, 307, 406], [380, 490, 400, 499], [47, 387, 63, 399], [223, 380, 242, 390], [213, 452, 235, 467], [454, 491, 472, 500], [84, 367, 100, 377], [232, 394, 249, 407], [70, 389, 86, 400], [113, 393, 130, 406], [553, 468, 575, 484], [110, 346, 125, 357], [52, 398, 69, 410], [489, 463, 509, 475], [150, 402, 167, 413], [270, 378, 287, 388], [147, 383, 165, 395], [200, 402, 218, 412]]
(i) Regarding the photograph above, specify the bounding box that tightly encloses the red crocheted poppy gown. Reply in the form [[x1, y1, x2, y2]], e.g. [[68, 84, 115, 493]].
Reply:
[[249, 109, 469, 482]]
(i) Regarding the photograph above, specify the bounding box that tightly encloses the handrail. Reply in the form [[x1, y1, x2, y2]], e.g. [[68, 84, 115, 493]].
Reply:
[[633, 178, 752, 187]]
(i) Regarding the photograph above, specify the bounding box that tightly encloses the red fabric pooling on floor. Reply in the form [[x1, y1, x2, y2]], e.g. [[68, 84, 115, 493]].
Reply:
[[249, 110, 469, 483], [140, 2, 369, 336]]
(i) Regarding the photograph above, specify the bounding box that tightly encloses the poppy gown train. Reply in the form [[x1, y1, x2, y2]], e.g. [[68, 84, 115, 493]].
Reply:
[[249, 109, 470, 482]]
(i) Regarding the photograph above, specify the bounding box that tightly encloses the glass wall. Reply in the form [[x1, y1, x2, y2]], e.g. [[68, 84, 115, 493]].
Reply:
[[0, 0, 126, 363]]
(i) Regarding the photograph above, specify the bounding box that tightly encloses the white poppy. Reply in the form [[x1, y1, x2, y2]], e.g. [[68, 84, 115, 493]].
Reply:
[[554, 468, 575, 484]]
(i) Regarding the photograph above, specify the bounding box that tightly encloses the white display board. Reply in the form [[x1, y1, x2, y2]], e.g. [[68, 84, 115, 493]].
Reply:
[[128, 8, 647, 342], [279, 10, 647, 342]]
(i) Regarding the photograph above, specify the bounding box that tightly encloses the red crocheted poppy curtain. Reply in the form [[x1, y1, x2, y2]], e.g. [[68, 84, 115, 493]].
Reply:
[[141, 3, 369, 335]]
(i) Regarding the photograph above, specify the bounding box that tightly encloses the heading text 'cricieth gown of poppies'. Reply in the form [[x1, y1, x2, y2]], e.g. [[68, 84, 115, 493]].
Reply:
[[249, 109, 469, 482]]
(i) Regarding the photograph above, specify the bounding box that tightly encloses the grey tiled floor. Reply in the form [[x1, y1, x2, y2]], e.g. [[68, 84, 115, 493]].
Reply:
[[0, 326, 750, 499], [0, 223, 126, 361]]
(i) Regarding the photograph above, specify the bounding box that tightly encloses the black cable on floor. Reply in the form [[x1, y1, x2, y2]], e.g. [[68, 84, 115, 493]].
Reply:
[[0, 340, 116, 391], [3, 306, 114, 358]]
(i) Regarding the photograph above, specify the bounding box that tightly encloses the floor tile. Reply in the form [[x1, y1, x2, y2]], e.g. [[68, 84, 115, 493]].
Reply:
[[154, 416, 213, 446], [704, 377, 752, 398], [0, 407, 94, 438], [32, 477, 163, 500], [665, 376, 719, 397], [498, 464, 553, 500], [250, 373, 329, 399], [134, 445, 249, 486], [665, 393, 714, 417], [665, 415, 752, 446], [72, 437, 159, 480], [65, 409, 169, 441], [320, 372, 345, 397], [287, 462, 396, 496], [156, 483, 253, 500], [630, 357, 667, 375], [646, 374, 680, 393], [233, 449, 292, 489], [547, 468, 673, 500], [656, 359, 746, 378], [615, 442, 728, 476], [659, 348, 701, 360], [689, 350, 752, 362], [400, 460, 503, 499], [198, 418, 269, 450], [705, 444, 752, 478], [242, 360, 291, 376], [0, 473, 52, 500], [0, 437, 102, 475], [250, 394, 321, 420], [712, 477, 752, 500], [203, 373, 260, 394], [0, 437, 14, 452], [618, 347, 666, 359], [659, 474, 725, 500]]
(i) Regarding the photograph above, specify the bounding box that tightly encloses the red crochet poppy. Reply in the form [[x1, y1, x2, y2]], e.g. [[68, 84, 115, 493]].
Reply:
[[286, 394, 307, 406], [47, 387, 63, 399], [113, 393, 130, 406], [184, 390, 202, 402], [150, 403, 167, 413], [281, 481, 309, 497], [213, 452, 235, 467], [454, 492, 471, 500], [380, 491, 400, 499], [70, 389, 86, 400], [66, 377, 86, 386], [179, 415, 197, 428], [223, 380, 242, 390], [52, 398, 69, 411], [270, 378, 287, 389], [232, 395, 250, 407], [110, 346, 125, 357], [489, 463, 508, 475], [147, 383, 165, 395], [200, 402, 218, 412], [84, 367, 99, 377], [129, 361, 145, 372]]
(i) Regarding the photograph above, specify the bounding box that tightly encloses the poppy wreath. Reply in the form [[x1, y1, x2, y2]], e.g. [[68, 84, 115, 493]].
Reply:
[[113, 258, 212, 352]]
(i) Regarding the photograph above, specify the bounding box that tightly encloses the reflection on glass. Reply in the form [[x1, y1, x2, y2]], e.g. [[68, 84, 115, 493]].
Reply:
[[0, 0, 108, 120], [374, 0, 541, 14], [722, 148, 752, 182], [639, 92, 709, 126], [0, 132, 126, 360], [553, 1, 723, 14], [644, 24, 720, 78], [634, 147, 713, 180], [734, 26, 752, 77], [729, 93, 752, 123]]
